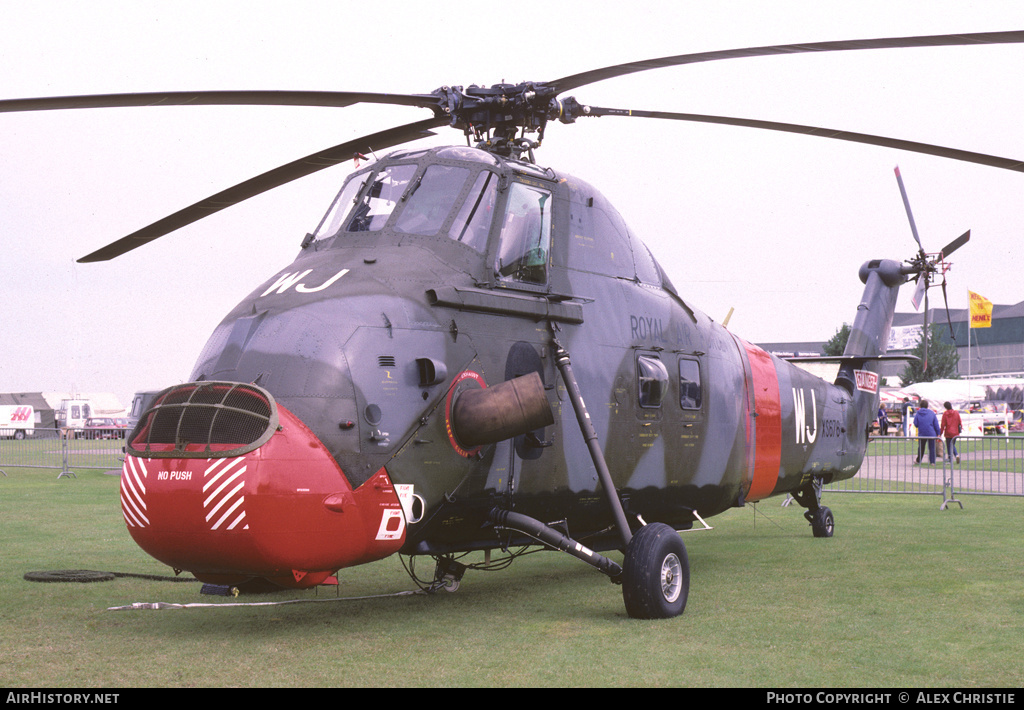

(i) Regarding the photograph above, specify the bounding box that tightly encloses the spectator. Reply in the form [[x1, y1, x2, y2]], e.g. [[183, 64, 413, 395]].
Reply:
[[913, 400, 940, 464], [941, 401, 962, 464], [877, 405, 890, 436]]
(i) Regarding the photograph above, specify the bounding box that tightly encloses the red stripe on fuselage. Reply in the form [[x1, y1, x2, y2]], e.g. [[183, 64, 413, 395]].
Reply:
[[742, 341, 782, 501]]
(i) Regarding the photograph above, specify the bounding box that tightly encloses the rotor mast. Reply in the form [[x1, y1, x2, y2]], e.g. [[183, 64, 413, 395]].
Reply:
[[430, 83, 589, 160]]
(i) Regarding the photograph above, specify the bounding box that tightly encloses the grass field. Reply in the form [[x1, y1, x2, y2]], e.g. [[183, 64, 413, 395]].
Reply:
[[1, 467, 1022, 688]]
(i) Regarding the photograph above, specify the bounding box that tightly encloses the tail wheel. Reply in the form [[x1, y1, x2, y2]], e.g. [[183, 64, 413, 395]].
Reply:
[[811, 506, 835, 538], [621, 523, 689, 619]]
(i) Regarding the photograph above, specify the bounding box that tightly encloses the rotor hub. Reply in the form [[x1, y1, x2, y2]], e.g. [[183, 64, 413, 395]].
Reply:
[[430, 83, 589, 158]]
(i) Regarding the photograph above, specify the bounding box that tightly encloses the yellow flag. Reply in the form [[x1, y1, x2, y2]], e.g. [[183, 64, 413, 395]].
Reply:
[[969, 290, 993, 328]]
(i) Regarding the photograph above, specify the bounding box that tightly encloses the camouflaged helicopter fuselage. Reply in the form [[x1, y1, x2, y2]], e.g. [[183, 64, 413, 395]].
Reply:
[[189, 145, 895, 557]]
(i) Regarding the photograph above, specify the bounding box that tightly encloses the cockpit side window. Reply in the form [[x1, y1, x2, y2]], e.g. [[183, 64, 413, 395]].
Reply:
[[630, 228, 662, 286], [312, 170, 371, 242], [394, 165, 471, 237], [495, 182, 552, 285], [448, 170, 498, 253], [346, 164, 417, 233], [567, 199, 633, 279]]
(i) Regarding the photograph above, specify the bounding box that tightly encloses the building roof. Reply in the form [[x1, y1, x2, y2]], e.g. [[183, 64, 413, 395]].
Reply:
[[892, 299, 1024, 327], [0, 392, 51, 409], [0, 392, 125, 415]]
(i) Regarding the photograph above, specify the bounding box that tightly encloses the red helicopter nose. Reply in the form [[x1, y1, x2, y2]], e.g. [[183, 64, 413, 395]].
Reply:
[[119, 382, 405, 588]]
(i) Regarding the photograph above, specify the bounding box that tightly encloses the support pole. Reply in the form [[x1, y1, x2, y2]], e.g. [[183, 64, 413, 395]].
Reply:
[[57, 429, 76, 479], [940, 456, 964, 511], [552, 341, 632, 549]]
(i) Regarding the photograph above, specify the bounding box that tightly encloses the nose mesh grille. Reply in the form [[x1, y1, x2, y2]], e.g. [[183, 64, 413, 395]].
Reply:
[[127, 382, 279, 459]]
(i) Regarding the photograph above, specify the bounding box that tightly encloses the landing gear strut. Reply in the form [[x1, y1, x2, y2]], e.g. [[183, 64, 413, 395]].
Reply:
[[792, 476, 834, 538], [489, 509, 690, 620]]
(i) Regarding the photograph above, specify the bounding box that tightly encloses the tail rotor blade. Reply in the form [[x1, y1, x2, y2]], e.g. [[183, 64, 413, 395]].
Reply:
[[941, 230, 971, 259], [911, 274, 927, 311], [894, 166, 924, 251]]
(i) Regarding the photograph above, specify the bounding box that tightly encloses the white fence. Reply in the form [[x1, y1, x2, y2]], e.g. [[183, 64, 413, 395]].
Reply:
[[3, 429, 1022, 508], [0, 428, 125, 478], [826, 435, 1024, 509]]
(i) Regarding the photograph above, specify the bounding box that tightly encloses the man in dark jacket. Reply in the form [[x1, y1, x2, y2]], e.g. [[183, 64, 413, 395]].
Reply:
[[913, 400, 941, 464], [901, 397, 913, 435]]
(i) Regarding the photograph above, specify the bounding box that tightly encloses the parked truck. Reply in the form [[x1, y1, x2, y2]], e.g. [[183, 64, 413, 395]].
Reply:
[[125, 389, 162, 438], [0, 405, 35, 439]]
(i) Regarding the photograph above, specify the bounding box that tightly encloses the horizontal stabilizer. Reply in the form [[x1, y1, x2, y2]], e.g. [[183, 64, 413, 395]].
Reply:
[[780, 354, 918, 366]]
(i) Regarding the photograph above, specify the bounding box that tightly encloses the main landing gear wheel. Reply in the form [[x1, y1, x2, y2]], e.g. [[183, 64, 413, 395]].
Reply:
[[621, 523, 689, 619], [794, 476, 834, 538], [809, 506, 834, 538]]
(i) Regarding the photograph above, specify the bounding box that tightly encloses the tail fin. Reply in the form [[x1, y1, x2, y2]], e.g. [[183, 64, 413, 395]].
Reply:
[[837, 259, 911, 425], [784, 259, 912, 369], [782, 259, 914, 428]]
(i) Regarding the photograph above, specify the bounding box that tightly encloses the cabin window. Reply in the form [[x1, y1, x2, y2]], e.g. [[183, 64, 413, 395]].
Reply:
[[678, 358, 702, 410], [394, 165, 471, 237], [448, 170, 498, 252], [495, 182, 552, 285], [345, 164, 418, 233], [637, 354, 669, 408]]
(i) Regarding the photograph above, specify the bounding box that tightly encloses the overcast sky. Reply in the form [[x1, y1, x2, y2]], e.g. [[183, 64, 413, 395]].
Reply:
[[2, 1, 1023, 408]]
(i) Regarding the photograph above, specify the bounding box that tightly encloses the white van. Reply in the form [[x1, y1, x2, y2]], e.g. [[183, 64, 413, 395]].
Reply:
[[57, 399, 93, 436], [0, 405, 35, 439]]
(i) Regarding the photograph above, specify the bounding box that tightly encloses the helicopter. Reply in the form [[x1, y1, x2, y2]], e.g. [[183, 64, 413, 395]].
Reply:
[[3, 30, 1023, 619]]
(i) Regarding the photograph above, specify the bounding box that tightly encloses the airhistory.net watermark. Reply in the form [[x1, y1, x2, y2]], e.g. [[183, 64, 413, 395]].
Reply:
[[6, 693, 119, 705]]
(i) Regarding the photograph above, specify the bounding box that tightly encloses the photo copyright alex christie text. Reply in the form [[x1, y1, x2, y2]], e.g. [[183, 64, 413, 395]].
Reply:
[[766, 692, 1016, 705]]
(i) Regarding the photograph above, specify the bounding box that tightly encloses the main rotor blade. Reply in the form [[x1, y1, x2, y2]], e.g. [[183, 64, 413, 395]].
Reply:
[[0, 90, 440, 114], [894, 166, 924, 250], [941, 230, 971, 258], [583, 106, 1024, 173], [550, 30, 1024, 94], [76, 117, 445, 263]]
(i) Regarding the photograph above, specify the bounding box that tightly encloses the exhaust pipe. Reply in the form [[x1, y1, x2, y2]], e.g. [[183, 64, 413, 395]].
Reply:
[[451, 372, 553, 448]]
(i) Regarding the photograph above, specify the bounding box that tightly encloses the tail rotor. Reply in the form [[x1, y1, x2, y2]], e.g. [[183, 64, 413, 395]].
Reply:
[[894, 166, 970, 371]]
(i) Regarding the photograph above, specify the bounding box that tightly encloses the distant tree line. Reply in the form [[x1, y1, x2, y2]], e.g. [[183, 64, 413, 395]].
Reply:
[[822, 322, 959, 385]]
